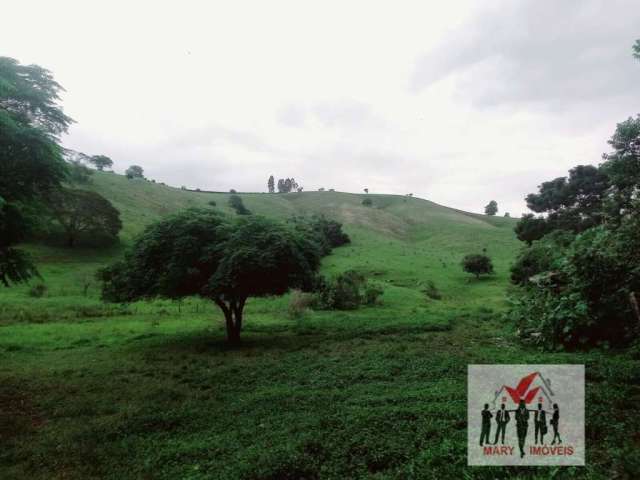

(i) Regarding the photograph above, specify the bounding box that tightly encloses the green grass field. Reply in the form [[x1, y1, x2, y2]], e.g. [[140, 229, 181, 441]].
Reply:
[[1, 173, 638, 479]]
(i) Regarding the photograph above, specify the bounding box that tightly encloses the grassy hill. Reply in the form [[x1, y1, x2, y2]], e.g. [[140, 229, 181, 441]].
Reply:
[[1, 173, 638, 479]]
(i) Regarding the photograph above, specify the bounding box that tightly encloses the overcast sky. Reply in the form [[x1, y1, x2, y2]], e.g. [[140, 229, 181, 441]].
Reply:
[[3, 0, 639, 215]]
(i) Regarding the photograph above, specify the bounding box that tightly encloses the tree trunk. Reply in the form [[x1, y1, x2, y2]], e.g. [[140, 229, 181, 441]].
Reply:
[[214, 297, 246, 344]]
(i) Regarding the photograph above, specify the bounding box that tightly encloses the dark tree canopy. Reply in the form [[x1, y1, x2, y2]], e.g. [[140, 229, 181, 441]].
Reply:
[[514, 214, 549, 245], [89, 155, 113, 171], [49, 189, 122, 247], [633, 39, 640, 60], [484, 200, 498, 216], [99, 210, 322, 343], [1, 57, 71, 285], [125, 165, 144, 179], [525, 165, 609, 232], [461, 253, 494, 278], [267, 175, 275, 193]]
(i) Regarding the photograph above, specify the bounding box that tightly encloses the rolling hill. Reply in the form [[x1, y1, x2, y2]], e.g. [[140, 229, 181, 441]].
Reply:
[[1, 172, 637, 479]]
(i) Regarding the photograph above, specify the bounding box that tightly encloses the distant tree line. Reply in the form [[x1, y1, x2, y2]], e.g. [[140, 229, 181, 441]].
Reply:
[[267, 175, 303, 193]]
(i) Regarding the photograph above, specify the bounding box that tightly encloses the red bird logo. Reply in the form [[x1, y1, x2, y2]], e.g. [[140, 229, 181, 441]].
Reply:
[[504, 372, 540, 404]]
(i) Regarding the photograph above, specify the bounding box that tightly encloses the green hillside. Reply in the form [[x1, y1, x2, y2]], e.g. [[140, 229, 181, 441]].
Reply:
[[1, 173, 637, 479]]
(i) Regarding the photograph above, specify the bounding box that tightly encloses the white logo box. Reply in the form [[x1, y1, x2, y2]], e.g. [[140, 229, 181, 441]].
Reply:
[[467, 364, 585, 466]]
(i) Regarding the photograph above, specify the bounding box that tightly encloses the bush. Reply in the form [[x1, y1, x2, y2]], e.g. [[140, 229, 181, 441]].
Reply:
[[364, 284, 384, 305], [510, 231, 573, 285], [314, 270, 383, 310], [509, 218, 640, 349], [28, 283, 47, 298], [228, 194, 251, 215], [461, 254, 494, 279], [362, 198, 373, 207], [288, 215, 350, 256], [288, 290, 314, 320], [208, 200, 217, 207], [423, 280, 442, 300]]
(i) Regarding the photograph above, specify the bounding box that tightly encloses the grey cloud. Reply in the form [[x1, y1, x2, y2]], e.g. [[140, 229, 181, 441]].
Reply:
[[411, 0, 640, 110]]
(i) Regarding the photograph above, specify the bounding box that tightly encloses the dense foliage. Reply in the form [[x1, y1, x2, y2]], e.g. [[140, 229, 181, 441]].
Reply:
[[99, 209, 322, 342], [510, 115, 640, 349], [314, 270, 384, 310], [1, 56, 71, 285]]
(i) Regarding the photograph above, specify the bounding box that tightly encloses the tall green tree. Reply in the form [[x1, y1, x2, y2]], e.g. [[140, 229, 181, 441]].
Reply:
[[0, 57, 72, 285], [99, 210, 321, 343], [633, 39, 640, 60], [267, 175, 275, 193]]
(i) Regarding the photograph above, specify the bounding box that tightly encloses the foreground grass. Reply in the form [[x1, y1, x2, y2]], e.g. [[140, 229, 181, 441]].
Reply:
[[1, 302, 639, 479]]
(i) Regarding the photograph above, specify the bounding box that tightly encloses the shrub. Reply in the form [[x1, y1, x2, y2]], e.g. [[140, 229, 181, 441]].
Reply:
[[364, 284, 384, 305], [314, 270, 383, 310], [208, 200, 217, 207], [423, 280, 442, 300], [228, 194, 251, 215], [510, 231, 573, 285], [461, 254, 494, 279], [509, 218, 640, 349], [288, 290, 314, 320], [362, 198, 373, 207], [28, 283, 47, 298], [288, 215, 350, 256]]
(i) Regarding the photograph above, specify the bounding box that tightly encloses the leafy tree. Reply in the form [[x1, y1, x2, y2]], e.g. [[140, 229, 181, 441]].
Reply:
[[0, 57, 73, 137], [125, 165, 144, 179], [484, 200, 498, 216], [0, 57, 72, 285], [600, 115, 640, 219], [99, 210, 322, 343], [504, 212, 510, 218], [49, 189, 122, 247], [525, 165, 609, 232], [288, 215, 350, 256], [228, 194, 251, 215], [633, 39, 640, 60], [268, 175, 275, 193], [89, 155, 113, 171], [461, 253, 494, 279], [514, 214, 549, 245]]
